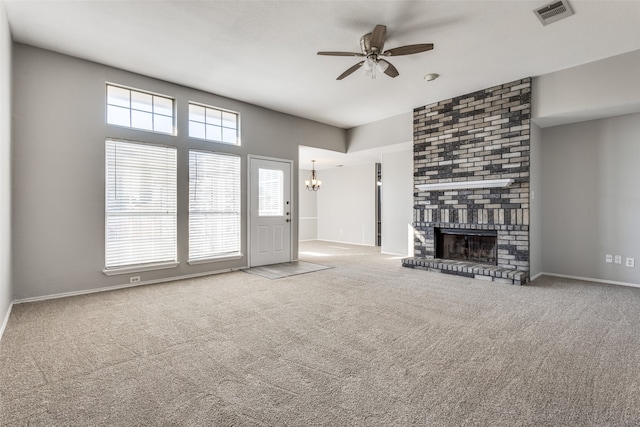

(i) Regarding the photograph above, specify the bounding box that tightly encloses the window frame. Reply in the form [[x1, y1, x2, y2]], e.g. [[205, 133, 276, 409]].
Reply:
[[187, 149, 243, 264], [188, 101, 241, 146], [106, 83, 176, 135], [258, 168, 284, 217], [103, 138, 179, 275]]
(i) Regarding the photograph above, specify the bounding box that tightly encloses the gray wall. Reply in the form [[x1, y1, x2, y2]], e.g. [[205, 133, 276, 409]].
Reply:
[[533, 49, 640, 128], [346, 112, 412, 152], [529, 122, 542, 278], [0, 2, 12, 330], [317, 164, 376, 246], [298, 168, 318, 241], [12, 43, 345, 300], [381, 150, 413, 256], [541, 112, 640, 284]]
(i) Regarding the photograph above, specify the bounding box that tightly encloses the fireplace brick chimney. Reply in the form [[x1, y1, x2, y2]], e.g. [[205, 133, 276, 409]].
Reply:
[[403, 78, 531, 285]]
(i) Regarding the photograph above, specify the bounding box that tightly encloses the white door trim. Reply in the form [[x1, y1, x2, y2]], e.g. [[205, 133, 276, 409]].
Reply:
[[247, 155, 294, 267]]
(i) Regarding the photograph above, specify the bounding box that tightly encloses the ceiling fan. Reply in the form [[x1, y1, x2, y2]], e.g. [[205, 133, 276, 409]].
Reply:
[[317, 24, 434, 80]]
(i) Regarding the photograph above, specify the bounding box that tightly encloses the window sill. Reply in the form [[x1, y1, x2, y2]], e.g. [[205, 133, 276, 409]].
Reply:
[[188, 253, 243, 265], [103, 261, 179, 276]]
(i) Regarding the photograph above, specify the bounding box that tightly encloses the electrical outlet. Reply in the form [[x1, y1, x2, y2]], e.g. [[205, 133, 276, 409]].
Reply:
[[605, 254, 613, 263], [626, 258, 635, 268], [130, 276, 141, 283], [614, 255, 622, 264]]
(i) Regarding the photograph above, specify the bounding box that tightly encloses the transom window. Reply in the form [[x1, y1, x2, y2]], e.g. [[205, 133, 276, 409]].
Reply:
[[107, 84, 175, 134], [189, 103, 240, 145]]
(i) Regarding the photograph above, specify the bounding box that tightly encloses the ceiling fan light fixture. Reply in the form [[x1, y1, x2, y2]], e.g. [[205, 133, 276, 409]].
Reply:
[[363, 57, 378, 78], [363, 57, 374, 71], [376, 60, 389, 73]]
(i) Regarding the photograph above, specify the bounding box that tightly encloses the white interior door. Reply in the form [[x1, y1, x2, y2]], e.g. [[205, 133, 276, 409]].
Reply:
[[249, 156, 292, 267]]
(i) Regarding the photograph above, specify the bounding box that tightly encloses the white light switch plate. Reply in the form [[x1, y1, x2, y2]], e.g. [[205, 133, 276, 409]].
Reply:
[[626, 258, 635, 268], [615, 255, 622, 264]]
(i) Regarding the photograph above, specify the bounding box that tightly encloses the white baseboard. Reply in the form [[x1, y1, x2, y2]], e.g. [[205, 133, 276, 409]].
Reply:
[[14, 266, 247, 304], [529, 272, 544, 281], [315, 239, 376, 247], [0, 300, 13, 344], [381, 251, 410, 257], [539, 272, 640, 289]]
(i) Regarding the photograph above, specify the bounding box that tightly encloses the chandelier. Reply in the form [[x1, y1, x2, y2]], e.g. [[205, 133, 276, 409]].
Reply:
[[305, 160, 322, 191]]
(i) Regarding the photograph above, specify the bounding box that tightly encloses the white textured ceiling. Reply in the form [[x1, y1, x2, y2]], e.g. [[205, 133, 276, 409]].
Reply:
[[5, 0, 640, 132]]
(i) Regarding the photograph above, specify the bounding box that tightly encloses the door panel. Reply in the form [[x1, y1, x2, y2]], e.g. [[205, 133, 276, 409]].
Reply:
[[257, 226, 269, 254], [273, 225, 284, 252], [249, 157, 292, 267]]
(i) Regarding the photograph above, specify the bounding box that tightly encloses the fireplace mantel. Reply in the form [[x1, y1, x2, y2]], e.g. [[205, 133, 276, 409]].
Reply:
[[415, 179, 514, 192]]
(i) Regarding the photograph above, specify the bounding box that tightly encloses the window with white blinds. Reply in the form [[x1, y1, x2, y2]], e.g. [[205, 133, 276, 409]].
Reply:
[[105, 139, 177, 270], [189, 150, 241, 261]]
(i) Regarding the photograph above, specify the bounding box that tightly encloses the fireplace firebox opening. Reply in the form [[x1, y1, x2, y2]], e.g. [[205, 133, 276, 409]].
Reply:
[[435, 228, 497, 265]]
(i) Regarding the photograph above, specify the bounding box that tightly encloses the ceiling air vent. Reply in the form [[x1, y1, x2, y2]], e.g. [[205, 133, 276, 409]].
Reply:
[[534, 0, 574, 26]]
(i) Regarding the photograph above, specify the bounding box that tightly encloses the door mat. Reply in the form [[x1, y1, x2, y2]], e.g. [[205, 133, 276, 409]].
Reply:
[[243, 261, 332, 280]]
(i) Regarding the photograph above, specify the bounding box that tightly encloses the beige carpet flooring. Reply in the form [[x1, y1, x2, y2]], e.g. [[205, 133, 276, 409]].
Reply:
[[1, 241, 640, 426]]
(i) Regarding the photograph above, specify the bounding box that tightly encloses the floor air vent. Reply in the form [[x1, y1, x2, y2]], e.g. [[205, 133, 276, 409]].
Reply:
[[534, 0, 574, 26]]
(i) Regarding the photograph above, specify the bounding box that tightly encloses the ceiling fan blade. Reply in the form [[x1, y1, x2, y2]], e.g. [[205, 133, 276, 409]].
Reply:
[[379, 59, 399, 78], [337, 61, 364, 80], [369, 24, 387, 53], [383, 43, 434, 57], [317, 51, 364, 57]]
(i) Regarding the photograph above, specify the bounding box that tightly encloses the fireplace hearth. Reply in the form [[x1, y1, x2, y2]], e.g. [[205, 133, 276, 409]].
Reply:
[[435, 228, 497, 265]]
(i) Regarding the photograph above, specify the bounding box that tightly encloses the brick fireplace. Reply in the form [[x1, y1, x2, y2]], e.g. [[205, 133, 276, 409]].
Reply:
[[402, 78, 531, 285]]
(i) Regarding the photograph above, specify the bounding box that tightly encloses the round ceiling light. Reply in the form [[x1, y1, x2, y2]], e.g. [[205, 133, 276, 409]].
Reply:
[[424, 73, 439, 81]]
